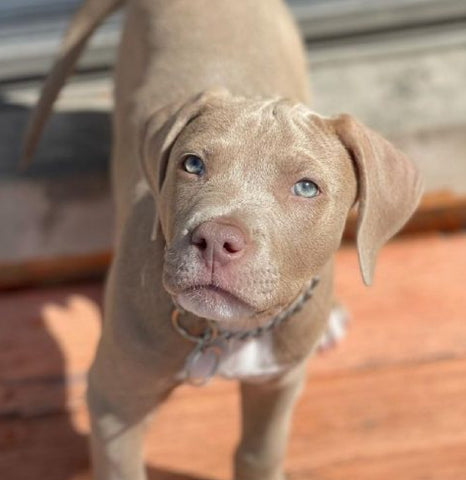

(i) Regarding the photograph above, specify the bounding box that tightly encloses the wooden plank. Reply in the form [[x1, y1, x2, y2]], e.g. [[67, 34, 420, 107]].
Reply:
[[304, 443, 466, 480], [0, 251, 111, 289], [2, 359, 466, 480], [1, 233, 466, 416], [0, 282, 101, 417], [312, 232, 466, 376], [290, 359, 466, 472], [344, 191, 466, 240]]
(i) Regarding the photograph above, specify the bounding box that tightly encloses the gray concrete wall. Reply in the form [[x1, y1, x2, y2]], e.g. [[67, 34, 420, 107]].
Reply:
[[1, 24, 465, 264]]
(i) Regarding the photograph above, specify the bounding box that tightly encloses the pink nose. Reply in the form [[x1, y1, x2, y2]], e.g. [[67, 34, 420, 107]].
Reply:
[[191, 221, 247, 266]]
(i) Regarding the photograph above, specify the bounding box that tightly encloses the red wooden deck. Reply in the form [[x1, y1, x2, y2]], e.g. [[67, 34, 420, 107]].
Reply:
[[1, 233, 466, 479]]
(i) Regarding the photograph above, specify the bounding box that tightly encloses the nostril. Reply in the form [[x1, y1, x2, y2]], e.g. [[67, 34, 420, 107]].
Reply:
[[193, 237, 207, 250], [223, 241, 240, 254]]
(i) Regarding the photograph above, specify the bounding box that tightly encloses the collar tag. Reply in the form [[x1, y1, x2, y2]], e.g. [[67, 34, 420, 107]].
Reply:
[[184, 341, 224, 386]]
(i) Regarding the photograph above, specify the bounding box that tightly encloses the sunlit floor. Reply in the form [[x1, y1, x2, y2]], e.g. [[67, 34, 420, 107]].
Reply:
[[1, 232, 466, 480]]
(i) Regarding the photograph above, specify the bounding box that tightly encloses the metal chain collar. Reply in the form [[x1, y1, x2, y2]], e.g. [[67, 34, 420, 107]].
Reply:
[[171, 277, 320, 386]]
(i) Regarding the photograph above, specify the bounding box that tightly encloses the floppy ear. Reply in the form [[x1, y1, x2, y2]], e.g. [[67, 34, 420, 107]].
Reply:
[[139, 87, 230, 240], [332, 114, 423, 285]]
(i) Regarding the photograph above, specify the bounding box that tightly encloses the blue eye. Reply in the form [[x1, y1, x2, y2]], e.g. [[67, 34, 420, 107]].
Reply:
[[292, 179, 319, 198], [182, 155, 205, 175]]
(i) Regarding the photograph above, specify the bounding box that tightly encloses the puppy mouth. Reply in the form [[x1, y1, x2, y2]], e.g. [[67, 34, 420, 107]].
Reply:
[[176, 283, 256, 323]]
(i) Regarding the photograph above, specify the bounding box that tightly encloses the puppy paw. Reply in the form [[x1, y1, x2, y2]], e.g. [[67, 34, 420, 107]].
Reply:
[[316, 303, 349, 352]]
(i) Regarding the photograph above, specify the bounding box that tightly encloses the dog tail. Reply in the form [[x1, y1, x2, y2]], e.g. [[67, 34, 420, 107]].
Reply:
[[19, 0, 124, 169]]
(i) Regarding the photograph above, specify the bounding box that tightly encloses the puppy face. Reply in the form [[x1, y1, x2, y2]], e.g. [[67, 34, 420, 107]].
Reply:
[[141, 91, 422, 327], [148, 98, 357, 325]]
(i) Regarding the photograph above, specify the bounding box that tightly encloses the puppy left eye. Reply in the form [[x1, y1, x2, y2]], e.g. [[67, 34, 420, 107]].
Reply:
[[292, 179, 320, 198], [182, 155, 205, 175]]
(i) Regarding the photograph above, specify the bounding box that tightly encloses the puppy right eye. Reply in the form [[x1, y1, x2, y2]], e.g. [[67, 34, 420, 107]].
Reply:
[[182, 155, 205, 175], [292, 179, 320, 198]]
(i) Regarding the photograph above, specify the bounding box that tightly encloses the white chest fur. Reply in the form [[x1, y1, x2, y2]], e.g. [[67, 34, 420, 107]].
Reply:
[[217, 334, 286, 381], [176, 333, 286, 385]]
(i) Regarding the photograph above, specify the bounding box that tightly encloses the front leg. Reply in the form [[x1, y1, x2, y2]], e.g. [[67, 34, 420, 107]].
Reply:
[[87, 384, 149, 480], [87, 340, 177, 480], [234, 364, 307, 480]]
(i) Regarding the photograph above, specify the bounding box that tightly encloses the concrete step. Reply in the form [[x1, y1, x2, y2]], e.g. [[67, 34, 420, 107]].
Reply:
[[1, 28, 465, 273]]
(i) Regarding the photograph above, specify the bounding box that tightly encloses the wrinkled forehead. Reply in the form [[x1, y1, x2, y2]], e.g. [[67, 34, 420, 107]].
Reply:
[[174, 99, 344, 163]]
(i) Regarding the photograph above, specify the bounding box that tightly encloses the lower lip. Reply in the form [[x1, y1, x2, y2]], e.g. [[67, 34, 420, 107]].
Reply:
[[177, 286, 254, 322]]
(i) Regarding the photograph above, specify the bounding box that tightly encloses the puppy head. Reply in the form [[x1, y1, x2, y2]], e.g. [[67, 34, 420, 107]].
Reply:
[[140, 89, 422, 325]]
